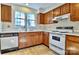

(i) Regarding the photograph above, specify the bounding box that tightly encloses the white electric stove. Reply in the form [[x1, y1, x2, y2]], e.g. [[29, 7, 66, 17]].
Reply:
[[49, 26, 73, 55]]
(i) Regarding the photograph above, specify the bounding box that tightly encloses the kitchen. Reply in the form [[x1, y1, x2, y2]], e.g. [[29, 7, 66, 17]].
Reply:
[[0, 3, 79, 55]]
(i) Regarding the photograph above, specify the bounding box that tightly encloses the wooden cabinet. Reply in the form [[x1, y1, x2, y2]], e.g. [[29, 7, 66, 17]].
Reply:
[[26, 32, 43, 47], [38, 3, 79, 23], [44, 13, 48, 24], [1, 4, 11, 22], [19, 32, 43, 48], [38, 3, 79, 24], [44, 10, 53, 24], [53, 7, 61, 17], [70, 3, 79, 21], [37, 13, 44, 24], [61, 3, 70, 15], [66, 35, 79, 55], [18, 32, 27, 48], [43, 32, 49, 47]]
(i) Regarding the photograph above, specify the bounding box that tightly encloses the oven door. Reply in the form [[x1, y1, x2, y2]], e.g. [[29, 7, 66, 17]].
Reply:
[[49, 33, 65, 49]]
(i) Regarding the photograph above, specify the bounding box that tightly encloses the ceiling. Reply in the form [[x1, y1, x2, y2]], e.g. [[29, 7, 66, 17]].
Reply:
[[15, 3, 64, 13], [26, 3, 64, 13]]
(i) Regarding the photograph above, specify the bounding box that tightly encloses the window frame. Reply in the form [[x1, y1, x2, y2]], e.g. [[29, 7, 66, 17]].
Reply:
[[26, 13, 36, 27], [14, 11, 25, 27]]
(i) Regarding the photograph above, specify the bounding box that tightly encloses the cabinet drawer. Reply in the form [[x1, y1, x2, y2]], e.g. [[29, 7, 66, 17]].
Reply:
[[66, 35, 79, 43]]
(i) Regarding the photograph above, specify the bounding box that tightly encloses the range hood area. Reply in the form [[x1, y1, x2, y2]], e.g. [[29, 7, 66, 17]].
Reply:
[[52, 13, 70, 23]]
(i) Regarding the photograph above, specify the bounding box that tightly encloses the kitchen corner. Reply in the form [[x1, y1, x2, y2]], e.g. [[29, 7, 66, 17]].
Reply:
[[0, 3, 79, 55]]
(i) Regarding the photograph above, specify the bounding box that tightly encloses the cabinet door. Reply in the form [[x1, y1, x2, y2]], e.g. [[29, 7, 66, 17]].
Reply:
[[26, 32, 34, 47], [32, 32, 43, 45], [1, 4, 11, 22], [66, 35, 79, 55], [44, 11, 53, 24], [37, 13, 44, 24], [26, 32, 43, 47], [43, 32, 49, 47], [61, 3, 70, 15], [66, 40, 79, 55], [44, 13, 48, 24], [31, 32, 38, 45], [70, 3, 79, 21], [48, 11, 53, 24], [18, 32, 27, 48], [38, 32, 43, 44], [53, 7, 61, 17]]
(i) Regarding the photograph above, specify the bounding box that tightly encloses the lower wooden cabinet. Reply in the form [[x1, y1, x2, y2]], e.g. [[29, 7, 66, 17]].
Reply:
[[18, 32, 49, 49], [26, 32, 43, 47], [18, 32, 27, 48], [66, 35, 79, 55], [18, 32, 43, 48], [43, 32, 49, 47]]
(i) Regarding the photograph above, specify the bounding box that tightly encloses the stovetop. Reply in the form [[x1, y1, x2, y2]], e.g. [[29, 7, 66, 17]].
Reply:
[[51, 26, 74, 34]]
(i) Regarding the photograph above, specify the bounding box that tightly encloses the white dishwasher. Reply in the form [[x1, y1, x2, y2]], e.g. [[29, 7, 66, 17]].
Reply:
[[0, 33, 18, 54]]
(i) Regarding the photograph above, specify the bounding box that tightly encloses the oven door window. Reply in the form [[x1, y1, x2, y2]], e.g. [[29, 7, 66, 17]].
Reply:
[[52, 36, 60, 41]]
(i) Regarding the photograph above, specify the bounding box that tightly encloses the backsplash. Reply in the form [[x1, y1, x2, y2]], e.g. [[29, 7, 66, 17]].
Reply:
[[1, 22, 25, 32], [1, 20, 79, 32], [41, 19, 79, 32]]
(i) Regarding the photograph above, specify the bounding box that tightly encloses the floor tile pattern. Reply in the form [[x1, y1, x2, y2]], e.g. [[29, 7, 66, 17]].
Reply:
[[3, 45, 57, 55]]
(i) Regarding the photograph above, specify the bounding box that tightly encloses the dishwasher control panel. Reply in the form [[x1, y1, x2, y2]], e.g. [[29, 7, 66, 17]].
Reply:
[[0, 33, 18, 38]]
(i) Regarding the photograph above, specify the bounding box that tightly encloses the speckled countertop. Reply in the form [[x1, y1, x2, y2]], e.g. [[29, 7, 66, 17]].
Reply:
[[0, 30, 79, 36], [66, 32, 79, 36], [44, 30, 79, 36]]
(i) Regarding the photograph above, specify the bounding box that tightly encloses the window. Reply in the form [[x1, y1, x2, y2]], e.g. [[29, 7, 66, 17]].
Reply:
[[15, 11, 25, 27], [27, 13, 36, 27], [15, 11, 36, 27]]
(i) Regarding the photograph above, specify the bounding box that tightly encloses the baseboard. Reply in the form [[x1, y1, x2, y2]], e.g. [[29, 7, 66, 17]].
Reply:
[[42, 43, 49, 48], [18, 43, 43, 50]]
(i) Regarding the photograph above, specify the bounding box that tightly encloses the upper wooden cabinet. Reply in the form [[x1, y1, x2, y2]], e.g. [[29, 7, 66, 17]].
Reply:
[[61, 3, 70, 15], [37, 13, 44, 24], [53, 7, 61, 17], [38, 3, 79, 24], [48, 11, 53, 24], [44, 10, 53, 24], [1, 4, 11, 22], [44, 13, 48, 24], [66, 35, 79, 55], [70, 3, 79, 21]]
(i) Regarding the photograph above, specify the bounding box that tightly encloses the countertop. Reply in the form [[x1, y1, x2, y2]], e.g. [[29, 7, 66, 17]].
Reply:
[[0, 30, 79, 36], [44, 30, 79, 36], [0, 30, 43, 33], [66, 32, 79, 36]]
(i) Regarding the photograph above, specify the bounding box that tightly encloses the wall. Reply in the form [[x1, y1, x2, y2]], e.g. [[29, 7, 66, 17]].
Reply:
[[1, 3, 38, 32]]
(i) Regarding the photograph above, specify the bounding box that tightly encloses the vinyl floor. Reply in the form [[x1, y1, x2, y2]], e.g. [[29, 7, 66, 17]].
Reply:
[[3, 45, 57, 55]]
